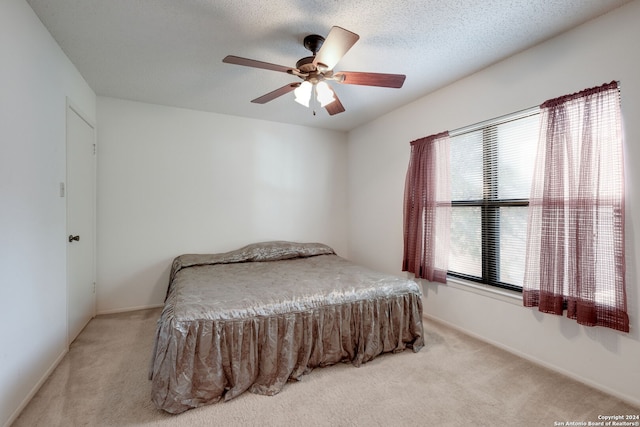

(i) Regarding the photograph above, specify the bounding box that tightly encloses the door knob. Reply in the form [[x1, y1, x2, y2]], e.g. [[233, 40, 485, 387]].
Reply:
[[68, 235, 80, 242]]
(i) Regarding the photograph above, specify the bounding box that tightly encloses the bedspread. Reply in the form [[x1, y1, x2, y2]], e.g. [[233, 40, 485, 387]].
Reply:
[[150, 241, 424, 414]]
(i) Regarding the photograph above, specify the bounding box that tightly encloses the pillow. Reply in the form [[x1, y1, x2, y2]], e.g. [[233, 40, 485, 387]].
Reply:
[[170, 241, 336, 283], [234, 241, 335, 262]]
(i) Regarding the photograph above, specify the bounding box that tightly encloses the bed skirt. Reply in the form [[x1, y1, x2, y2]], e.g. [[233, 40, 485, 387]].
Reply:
[[150, 292, 423, 414]]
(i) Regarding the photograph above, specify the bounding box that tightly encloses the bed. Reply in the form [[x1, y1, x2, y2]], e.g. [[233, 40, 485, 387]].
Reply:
[[149, 241, 424, 414]]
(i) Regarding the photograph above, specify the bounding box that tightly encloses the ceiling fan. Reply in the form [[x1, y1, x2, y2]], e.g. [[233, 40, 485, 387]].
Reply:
[[222, 26, 406, 116]]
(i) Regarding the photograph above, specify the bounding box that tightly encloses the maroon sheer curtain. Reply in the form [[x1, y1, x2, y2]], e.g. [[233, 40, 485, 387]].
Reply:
[[403, 132, 451, 283], [523, 81, 628, 332]]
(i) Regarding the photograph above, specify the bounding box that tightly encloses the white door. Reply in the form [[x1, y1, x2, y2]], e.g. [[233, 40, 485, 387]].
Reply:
[[67, 103, 96, 344]]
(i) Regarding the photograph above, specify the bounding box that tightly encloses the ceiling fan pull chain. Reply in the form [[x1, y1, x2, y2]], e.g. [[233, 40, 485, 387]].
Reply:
[[312, 89, 318, 116]]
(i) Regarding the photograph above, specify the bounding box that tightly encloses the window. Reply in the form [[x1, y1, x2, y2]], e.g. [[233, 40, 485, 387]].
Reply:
[[448, 110, 540, 291], [402, 81, 627, 331]]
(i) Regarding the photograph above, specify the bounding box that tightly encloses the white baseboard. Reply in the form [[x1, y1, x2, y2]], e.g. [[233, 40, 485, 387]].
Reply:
[[4, 348, 68, 427], [423, 313, 640, 409], [96, 303, 164, 316]]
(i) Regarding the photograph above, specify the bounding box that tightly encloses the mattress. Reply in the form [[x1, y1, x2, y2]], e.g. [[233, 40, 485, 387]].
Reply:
[[149, 241, 424, 414]]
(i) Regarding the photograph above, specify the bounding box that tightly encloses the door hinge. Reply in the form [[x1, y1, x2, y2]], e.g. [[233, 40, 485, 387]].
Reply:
[[93, 282, 96, 293], [93, 144, 96, 155]]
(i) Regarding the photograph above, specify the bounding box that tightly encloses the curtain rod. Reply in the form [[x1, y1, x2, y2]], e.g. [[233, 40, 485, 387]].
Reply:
[[448, 105, 540, 138], [448, 80, 621, 138]]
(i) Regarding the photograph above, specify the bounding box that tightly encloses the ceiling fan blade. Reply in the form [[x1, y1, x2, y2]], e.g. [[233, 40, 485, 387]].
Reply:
[[325, 91, 345, 116], [223, 55, 296, 74], [335, 71, 406, 88], [251, 83, 299, 104], [313, 26, 359, 71]]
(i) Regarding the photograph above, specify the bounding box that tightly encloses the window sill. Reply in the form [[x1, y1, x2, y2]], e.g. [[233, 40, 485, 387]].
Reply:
[[444, 276, 523, 306]]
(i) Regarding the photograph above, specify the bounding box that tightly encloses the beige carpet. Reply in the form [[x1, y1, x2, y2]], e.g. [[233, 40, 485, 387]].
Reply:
[[12, 308, 638, 427]]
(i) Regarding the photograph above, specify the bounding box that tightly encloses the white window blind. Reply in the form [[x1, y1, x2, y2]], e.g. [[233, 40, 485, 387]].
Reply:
[[449, 109, 540, 290]]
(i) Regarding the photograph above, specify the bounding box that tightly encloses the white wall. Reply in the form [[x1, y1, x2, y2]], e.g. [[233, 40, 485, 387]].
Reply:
[[348, 0, 640, 407], [0, 1, 96, 426], [4, 1, 638, 424], [96, 97, 348, 313]]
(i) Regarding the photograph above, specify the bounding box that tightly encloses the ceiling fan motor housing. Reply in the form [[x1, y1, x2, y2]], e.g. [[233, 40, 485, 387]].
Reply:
[[298, 34, 328, 74], [296, 56, 317, 73]]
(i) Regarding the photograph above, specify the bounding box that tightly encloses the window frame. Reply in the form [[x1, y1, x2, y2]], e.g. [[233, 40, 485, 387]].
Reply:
[[447, 108, 540, 293]]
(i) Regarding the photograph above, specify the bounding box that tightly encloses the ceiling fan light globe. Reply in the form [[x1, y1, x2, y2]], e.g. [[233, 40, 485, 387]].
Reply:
[[294, 81, 312, 107], [316, 81, 336, 107], [295, 96, 310, 107], [318, 95, 336, 108]]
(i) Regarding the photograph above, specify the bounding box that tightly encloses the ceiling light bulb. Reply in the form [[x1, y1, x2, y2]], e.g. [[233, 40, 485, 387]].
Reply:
[[316, 81, 336, 107], [294, 81, 312, 107]]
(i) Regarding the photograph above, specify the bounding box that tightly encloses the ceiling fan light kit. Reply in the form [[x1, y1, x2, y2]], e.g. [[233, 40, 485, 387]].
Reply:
[[294, 81, 312, 107], [316, 81, 336, 107], [222, 26, 406, 116]]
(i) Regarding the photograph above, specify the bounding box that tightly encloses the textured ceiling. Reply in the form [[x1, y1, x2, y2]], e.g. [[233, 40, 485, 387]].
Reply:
[[27, 0, 630, 132]]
